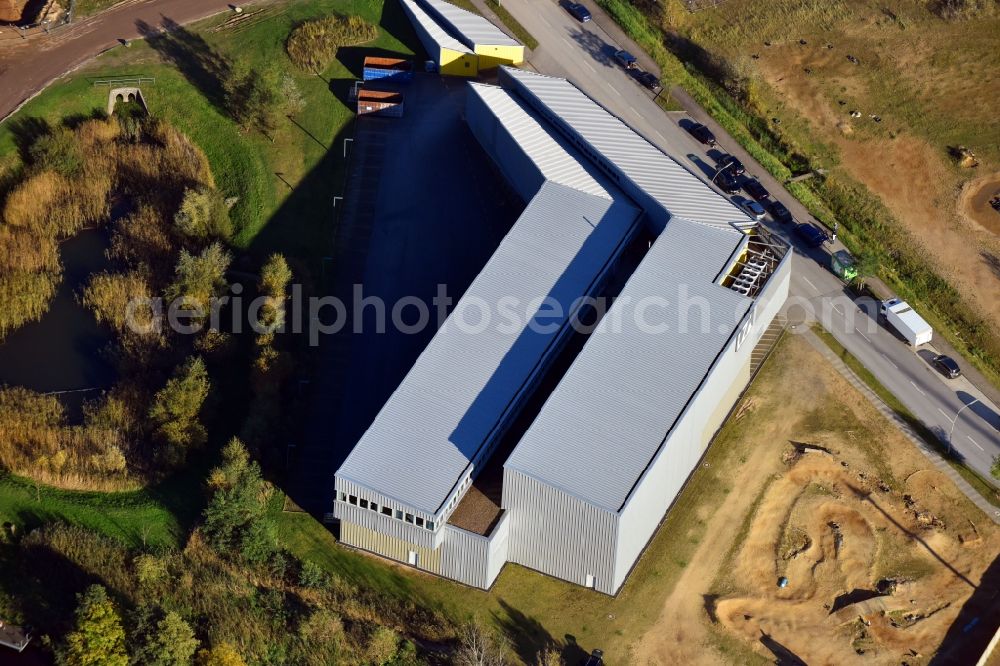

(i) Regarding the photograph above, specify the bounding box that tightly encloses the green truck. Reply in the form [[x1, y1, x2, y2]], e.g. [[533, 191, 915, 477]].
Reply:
[[831, 250, 858, 281]]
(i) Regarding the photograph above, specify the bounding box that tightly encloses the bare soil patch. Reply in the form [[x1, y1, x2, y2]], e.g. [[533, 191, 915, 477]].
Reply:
[[757, 49, 1000, 328], [633, 334, 999, 665], [961, 172, 1000, 237]]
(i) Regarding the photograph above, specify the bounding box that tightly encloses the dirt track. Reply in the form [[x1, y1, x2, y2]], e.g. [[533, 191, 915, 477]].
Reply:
[[0, 0, 248, 122], [633, 335, 999, 665]]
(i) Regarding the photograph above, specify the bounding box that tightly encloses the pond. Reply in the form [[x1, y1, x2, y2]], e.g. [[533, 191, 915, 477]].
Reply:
[[0, 227, 115, 410]]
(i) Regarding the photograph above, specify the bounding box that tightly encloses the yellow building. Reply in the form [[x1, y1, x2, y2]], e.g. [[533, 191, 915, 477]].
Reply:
[[399, 0, 523, 77]]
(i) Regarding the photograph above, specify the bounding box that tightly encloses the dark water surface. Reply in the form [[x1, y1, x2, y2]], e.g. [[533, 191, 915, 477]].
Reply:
[[0, 228, 115, 403]]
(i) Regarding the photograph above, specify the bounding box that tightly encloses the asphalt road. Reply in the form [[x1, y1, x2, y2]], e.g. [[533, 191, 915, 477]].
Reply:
[[0, 0, 243, 122], [499, 0, 1000, 488]]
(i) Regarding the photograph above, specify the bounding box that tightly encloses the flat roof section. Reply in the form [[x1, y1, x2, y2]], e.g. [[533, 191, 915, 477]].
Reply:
[[399, 0, 473, 55], [500, 67, 752, 229], [336, 181, 641, 516], [422, 0, 521, 48], [505, 218, 753, 513], [467, 83, 613, 199]]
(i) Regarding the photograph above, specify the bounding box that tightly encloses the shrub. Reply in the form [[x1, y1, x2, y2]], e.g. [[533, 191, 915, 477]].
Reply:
[[82, 270, 154, 333], [174, 187, 233, 242], [285, 15, 378, 71], [27, 127, 83, 177], [133, 610, 200, 666], [202, 438, 276, 564], [224, 68, 281, 134], [164, 243, 232, 316], [148, 356, 211, 465], [62, 585, 129, 666]]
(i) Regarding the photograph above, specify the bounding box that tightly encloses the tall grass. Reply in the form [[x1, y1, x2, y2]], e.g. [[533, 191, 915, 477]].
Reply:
[[0, 388, 133, 491], [285, 14, 378, 71]]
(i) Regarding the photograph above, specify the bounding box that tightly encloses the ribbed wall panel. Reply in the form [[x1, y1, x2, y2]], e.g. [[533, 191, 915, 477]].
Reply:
[[503, 469, 617, 594], [486, 512, 511, 585], [334, 478, 439, 550], [341, 521, 443, 574], [613, 252, 791, 590], [399, 0, 471, 60], [440, 526, 489, 587]]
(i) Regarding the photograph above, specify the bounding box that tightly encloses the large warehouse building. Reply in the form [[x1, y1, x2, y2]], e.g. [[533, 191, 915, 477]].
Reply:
[[333, 67, 791, 594], [399, 0, 524, 76]]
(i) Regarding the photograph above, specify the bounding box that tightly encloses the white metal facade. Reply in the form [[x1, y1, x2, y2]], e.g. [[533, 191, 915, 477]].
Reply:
[[333, 69, 791, 595], [421, 0, 521, 48], [399, 0, 473, 59]]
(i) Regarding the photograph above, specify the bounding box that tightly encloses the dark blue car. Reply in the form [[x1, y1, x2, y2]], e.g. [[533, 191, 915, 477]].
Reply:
[[565, 2, 592, 22], [795, 222, 829, 248]]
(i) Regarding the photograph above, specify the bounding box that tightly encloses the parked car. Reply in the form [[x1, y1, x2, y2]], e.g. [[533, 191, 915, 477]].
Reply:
[[583, 649, 604, 666], [687, 122, 716, 146], [931, 354, 961, 379], [565, 2, 592, 22], [634, 70, 661, 91], [743, 179, 770, 201], [769, 200, 794, 224], [716, 153, 745, 176], [715, 170, 741, 194], [613, 49, 638, 69], [740, 199, 767, 220], [795, 222, 829, 248]]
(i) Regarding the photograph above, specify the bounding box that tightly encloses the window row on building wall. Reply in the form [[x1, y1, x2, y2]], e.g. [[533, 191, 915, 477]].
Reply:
[[442, 473, 473, 519], [337, 492, 436, 531]]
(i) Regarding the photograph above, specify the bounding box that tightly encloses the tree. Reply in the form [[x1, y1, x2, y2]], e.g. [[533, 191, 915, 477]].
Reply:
[[201, 438, 275, 563], [196, 643, 246, 666], [165, 243, 232, 316], [174, 187, 232, 242], [133, 611, 200, 666], [257, 253, 292, 333], [992, 454, 999, 480], [225, 68, 281, 135], [852, 250, 880, 291], [148, 356, 210, 465], [454, 621, 508, 666], [63, 585, 128, 666], [280, 74, 305, 116]]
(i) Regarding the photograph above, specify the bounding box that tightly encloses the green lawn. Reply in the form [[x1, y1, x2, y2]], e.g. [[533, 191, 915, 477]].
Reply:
[[0, 471, 200, 549]]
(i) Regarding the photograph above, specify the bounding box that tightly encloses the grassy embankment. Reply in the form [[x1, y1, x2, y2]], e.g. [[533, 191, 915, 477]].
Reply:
[[812, 325, 1000, 506], [595, 0, 1000, 390]]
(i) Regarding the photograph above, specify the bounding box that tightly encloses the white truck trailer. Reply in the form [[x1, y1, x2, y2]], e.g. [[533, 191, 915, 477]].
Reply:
[[880, 298, 933, 346]]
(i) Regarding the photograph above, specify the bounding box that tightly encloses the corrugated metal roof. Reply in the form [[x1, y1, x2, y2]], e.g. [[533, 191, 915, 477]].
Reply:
[[400, 0, 473, 56], [504, 218, 753, 512], [336, 181, 641, 516], [501, 67, 752, 228], [422, 0, 521, 48], [467, 83, 613, 199]]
